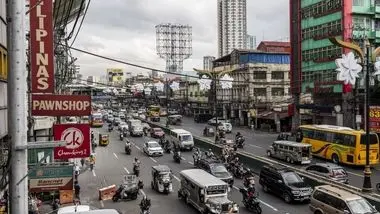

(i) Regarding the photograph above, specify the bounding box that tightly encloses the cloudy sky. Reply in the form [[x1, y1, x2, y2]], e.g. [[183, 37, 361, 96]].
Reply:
[[70, 0, 289, 78]]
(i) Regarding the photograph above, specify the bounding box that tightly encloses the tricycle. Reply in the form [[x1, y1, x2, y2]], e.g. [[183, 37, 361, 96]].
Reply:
[[99, 133, 109, 146]]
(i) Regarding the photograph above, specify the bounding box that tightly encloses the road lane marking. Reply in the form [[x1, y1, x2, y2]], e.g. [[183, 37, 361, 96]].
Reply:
[[232, 186, 239, 190], [181, 157, 186, 160], [346, 171, 364, 177], [259, 199, 278, 211], [140, 190, 146, 197], [123, 167, 130, 174], [92, 170, 96, 177], [173, 175, 180, 182], [188, 161, 194, 165], [248, 144, 263, 149], [149, 157, 157, 163], [135, 145, 141, 150], [100, 200, 104, 208], [113, 153, 118, 159]]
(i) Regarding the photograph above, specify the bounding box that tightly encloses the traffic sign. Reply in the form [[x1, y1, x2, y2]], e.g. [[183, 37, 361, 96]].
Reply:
[[53, 124, 90, 159]]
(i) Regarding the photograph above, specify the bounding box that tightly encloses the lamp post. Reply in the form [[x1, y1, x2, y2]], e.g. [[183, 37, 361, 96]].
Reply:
[[329, 37, 380, 192]]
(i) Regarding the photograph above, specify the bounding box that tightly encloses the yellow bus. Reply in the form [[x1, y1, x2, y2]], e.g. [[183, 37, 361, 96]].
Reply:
[[147, 105, 160, 117], [299, 124, 379, 166]]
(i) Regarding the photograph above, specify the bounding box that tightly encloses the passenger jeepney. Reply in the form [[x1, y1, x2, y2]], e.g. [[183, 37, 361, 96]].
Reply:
[[151, 165, 173, 194], [178, 169, 239, 214], [267, 140, 312, 164]]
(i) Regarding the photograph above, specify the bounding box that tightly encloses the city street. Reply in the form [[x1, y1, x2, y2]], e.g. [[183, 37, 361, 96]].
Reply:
[[155, 116, 379, 190], [81, 126, 311, 214]]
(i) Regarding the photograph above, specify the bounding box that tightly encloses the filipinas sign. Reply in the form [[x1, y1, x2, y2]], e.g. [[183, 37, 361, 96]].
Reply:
[[31, 94, 91, 116], [30, 0, 54, 93]]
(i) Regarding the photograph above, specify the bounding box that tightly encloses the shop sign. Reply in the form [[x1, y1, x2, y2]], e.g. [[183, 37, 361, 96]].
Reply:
[[53, 124, 91, 159], [31, 94, 91, 116], [29, 165, 73, 179], [29, 0, 54, 93], [28, 148, 53, 165], [29, 177, 73, 192], [369, 106, 380, 132]]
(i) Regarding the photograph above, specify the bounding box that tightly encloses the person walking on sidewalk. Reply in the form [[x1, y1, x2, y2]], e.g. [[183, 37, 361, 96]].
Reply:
[[80, 158, 85, 168], [74, 164, 80, 180], [74, 181, 81, 200]]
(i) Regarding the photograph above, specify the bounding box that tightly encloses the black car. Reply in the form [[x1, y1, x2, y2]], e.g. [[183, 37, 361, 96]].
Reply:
[[196, 158, 234, 186], [259, 164, 312, 203], [194, 113, 213, 123]]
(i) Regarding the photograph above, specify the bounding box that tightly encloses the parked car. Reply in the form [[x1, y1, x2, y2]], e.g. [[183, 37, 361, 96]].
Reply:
[[150, 128, 165, 138], [143, 141, 163, 156], [305, 163, 349, 184], [207, 117, 228, 126]]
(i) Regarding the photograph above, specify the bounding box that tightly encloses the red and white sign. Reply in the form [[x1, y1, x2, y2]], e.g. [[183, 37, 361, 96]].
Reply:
[[30, 0, 54, 93], [53, 124, 90, 159], [32, 94, 91, 116]]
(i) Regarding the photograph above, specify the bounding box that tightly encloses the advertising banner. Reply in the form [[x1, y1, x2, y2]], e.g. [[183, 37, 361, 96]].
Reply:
[[369, 106, 380, 133], [53, 124, 90, 159], [31, 94, 91, 116], [29, 165, 73, 192], [29, 0, 54, 93]]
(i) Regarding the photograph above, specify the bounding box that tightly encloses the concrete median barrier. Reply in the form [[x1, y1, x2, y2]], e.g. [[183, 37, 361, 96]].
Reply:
[[98, 184, 116, 201]]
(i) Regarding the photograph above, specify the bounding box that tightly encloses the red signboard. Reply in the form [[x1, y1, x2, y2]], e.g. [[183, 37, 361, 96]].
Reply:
[[53, 124, 90, 159], [30, 0, 54, 93], [32, 94, 91, 116], [369, 106, 380, 133]]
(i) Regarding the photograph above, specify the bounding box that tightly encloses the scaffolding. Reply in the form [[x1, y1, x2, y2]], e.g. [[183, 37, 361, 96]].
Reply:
[[156, 23, 192, 74]]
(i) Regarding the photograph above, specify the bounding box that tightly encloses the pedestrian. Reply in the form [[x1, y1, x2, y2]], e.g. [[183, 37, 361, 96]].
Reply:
[[74, 164, 80, 180], [80, 158, 85, 168], [74, 181, 81, 200]]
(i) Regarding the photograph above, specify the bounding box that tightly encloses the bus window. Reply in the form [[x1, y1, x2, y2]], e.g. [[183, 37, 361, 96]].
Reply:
[[360, 134, 379, 145]]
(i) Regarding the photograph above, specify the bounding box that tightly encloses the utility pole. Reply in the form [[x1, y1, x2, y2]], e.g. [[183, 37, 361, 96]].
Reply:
[[7, 0, 28, 213]]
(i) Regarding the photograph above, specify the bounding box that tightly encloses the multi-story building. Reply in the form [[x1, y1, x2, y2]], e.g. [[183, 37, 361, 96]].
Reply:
[[217, 0, 247, 57], [203, 56, 215, 71], [246, 34, 256, 49], [0, 1, 7, 150], [290, 0, 380, 127], [257, 41, 290, 53]]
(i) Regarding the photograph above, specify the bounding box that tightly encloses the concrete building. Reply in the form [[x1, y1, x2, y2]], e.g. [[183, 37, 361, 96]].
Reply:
[[246, 34, 256, 49], [257, 41, 290, 53], [203, 56, 215, 71], [290, 0, 380, 127], [217, 0, 247, 57], [0, 1, 7, 151], [86, 76, 99, 85]]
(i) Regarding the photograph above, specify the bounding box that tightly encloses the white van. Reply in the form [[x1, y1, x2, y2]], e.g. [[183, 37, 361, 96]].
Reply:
[[169, 129, 194, 151]]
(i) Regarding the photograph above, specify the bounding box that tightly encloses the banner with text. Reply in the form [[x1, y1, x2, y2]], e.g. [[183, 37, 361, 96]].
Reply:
[[32, 94, 91, 116], [30, 0, 54, 93], [53, 124, 90, 159], [369, 106, 380, 133], [29, 165, 73, 192]]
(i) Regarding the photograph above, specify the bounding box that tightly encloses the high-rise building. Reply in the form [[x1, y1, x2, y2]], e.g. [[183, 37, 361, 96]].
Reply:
[[290, 0, 380, 126], [217, 0, 247, 57], [246, 34, 256, 49], [203, 56, 216, 71], [0, 1, 8, 143]]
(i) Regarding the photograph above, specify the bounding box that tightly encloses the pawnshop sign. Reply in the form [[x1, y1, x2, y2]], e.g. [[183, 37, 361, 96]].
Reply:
[[31, 94, 91, 116], [30, 0, 54, 93]]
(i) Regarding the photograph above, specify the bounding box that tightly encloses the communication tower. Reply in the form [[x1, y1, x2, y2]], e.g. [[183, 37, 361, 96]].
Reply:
[[156, 23, 192, 73]]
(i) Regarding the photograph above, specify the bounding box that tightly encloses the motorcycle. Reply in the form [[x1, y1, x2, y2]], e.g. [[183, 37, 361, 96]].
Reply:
[[164, 142, 171, 153], [233, 164, 247, 179], [134, 165, 140, 177], [120, 133, 124, 141], [239, 188, 262, 214], [125, 143, 131, 155], [173, 151, 181, 163], [112, 185, 139, 202], [140, 208, 150, 214], [235, 136, 245, 148], [243, 176, 255, 188], [108, 126, 113, 132]]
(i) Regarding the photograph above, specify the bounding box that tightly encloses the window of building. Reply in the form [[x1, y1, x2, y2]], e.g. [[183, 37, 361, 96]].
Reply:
[[254, 88, 266, 96], [353, 0, 365, 6], [272, 88, 284, 96], [271, 71, 284, 80], [253, 71, 266, 80]]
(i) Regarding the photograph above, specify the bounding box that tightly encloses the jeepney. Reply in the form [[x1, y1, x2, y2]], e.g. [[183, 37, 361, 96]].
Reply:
[[178, 169, 239, 214], [267, 140, 312, 164]]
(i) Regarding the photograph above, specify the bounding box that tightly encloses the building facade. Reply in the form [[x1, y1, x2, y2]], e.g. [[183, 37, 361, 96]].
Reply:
[[257, 41, 290, 53], [217, 0, 247, 57], [203, 56, 216, 71], [246, 34, 256, 49], [290, 0, 380, 127], [0, 1, 7, 146]]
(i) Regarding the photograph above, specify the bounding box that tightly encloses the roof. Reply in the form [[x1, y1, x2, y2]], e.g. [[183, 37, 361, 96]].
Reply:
[[273, 140, 311, 147], [259, 41, 290, 47], [299, 124, 364, 134], [171, 129, 191, 134], [315, 185, 361, 201], [57, 205, 90, 214], [180, 169, 227, 187], [152, 165, 171, 172]]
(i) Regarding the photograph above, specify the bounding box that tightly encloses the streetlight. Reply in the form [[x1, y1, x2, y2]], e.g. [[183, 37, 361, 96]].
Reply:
[[193, 68, 234, 142], [329, 37, 380, 192]]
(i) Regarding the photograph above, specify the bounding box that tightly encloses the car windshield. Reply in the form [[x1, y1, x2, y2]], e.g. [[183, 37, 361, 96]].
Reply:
[[154, 128, 162, 132], [159, 173, 171, 180], [180, 135, 192, 141], [332, 168, 347, 177], [282, 172, 303, 184], [148, 142, 160, 148], [210, 164, 229, 177], [347, 198, 377, 214]]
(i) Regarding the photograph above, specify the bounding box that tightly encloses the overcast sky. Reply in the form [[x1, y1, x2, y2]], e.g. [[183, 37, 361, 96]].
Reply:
[[70, 0, 289, 78]]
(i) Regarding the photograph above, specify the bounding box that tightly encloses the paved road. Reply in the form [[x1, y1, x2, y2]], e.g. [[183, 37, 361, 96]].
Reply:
[[155, 116, 380, 191], [86, 126, 311, 214]]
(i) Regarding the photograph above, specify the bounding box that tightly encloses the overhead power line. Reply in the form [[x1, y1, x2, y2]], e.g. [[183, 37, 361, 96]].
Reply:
[[70, 0, 91, 47]]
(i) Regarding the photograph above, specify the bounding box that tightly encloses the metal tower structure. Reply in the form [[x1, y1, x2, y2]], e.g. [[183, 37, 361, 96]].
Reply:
[[156, 23, 192, 73]]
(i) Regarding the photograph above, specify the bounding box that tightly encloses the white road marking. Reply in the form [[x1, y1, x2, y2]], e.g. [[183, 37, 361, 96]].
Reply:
[[259, 199, 278, 211], [92, 170, 96, 177], [113, 153, 118, 159], [123, 167, 130, 174], [149, 157, 157, 163], [232, 186, 239, 190], [100, 200, 104, 208], [188, 161, 194, 165], [140, 190, 146, 197], [248, 144, 263, 149], [181, 157, 186, 160], [173, 175, 180, 182], [346, 171, 364, 177], [135, 145, 141, 150]]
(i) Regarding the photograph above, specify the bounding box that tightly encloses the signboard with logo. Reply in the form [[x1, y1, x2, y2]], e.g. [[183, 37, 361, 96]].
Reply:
[[31, 94, 91, 116], [369, 106, 380, 132], [29, 165, 73, 192], [29, 0, 54, 93], [53, 124, 90, 159]]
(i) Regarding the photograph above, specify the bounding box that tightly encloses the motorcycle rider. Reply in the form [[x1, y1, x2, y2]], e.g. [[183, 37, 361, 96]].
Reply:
[[118, 184, 127, 199], [140, 196, 151, 212], [133, 157, 141, 175], [91, 131, 94, 141], [243, 169, 255, 187], [125, 140, 131, 152], [205, 149, 214, 159], [108, 123, 113, 131]]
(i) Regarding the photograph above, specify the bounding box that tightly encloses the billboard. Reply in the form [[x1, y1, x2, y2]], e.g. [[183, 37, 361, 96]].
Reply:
[[29, 0, 54, 93], [29, 165, 73, 192], [31, 94, 91, 116], [107, 68, 124, 83], [369, 106, 380, 132], [53, 124, 91, 159]]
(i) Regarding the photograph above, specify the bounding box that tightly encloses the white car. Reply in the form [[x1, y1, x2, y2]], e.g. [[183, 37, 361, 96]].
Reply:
[[142, 123, 150, 130], [118, 122, 128, 131], [218, 122, 232, 133], [143, 141, 163, 156]]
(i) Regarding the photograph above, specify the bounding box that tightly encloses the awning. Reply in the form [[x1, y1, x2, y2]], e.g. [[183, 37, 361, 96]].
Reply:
[[252, 111, 289, 120]]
